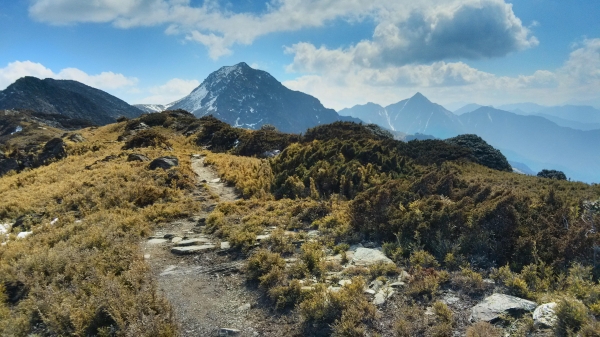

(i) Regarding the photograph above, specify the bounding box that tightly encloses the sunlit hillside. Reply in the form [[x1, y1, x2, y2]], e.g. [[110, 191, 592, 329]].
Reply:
[[1, 111, 600, 336]]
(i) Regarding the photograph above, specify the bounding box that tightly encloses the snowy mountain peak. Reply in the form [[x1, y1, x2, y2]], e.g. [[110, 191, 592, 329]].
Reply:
[[167, 62, 357, 133], [409, 92, 431, 104]]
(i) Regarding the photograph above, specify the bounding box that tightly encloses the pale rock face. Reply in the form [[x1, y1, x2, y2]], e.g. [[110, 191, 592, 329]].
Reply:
[[0, 223, 12, 235], [351, 247, 394, 266], [17, 231, 33, 239], [470, 293, 537, 323], [533, 302, 558, 328]]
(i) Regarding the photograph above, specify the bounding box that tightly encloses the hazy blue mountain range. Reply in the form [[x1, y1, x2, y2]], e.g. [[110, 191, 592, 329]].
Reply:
[[339, 93, 463, 139], [342, 96, 600, 183], [0, 77, 143, 125]]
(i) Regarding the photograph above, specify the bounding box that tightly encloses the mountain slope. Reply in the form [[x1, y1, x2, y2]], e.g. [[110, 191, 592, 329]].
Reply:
[[536, 105, 600, 124], [454, 103, 484, 115], [134, 104, 167, 113], [0, 77, 143, 125], [338, 103, 393, 130], [384, 93, 464, 138], [169, 62, 357, 133], [534, 113, 600, 131], [460, 107, 600, 182], [340, 93, 464, 138]]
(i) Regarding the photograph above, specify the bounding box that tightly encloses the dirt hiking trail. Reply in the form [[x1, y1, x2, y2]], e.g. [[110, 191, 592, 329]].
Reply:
[[142, 154, 298, 337]]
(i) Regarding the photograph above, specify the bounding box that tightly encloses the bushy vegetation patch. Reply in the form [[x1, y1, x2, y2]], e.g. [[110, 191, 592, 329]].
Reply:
[[445, 134, 512, 172], [0, 123, 198, 336]]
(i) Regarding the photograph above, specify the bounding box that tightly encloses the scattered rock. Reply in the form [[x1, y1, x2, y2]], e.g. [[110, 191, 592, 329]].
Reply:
[[338, 279, 352, 287], [221, 242, 231, 250], [0, 223, 12, 235], [16, 231, 33, 239], [255, 234, 270, 241], [533, 302, 557, 328], [219, 328, 241, 336], [373, 287, 395, 306], [210, 178, 221, 183], [261, 149, 280, 158], [171, 245, 216, 255], [163, 234, 176, 239], [148, 156, 179, 170], [307, 230, 321, 238], [389, 281, 406, 289], [441, 291, 460, 305], [176, 238, 211, 246], [68, 133, 85, 143], [364, 289, 376, 295], [237, 303, 251, 311], [161, 265, 178, 276], [370, 279, 385, 292], [470, 293, 537, 323], [127, 153, 150, 162], [352, 247, 394, 266], [147, 238, 169, 245], [398, 270, 411, 282], [38, 138, 67, 165]]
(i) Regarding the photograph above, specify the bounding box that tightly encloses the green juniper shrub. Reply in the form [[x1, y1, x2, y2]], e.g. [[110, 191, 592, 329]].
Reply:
[[555, 297, 589, 337]]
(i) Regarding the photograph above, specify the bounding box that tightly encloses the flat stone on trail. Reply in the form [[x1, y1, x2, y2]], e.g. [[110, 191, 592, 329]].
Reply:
[[171, 237, 183, 244], [147, 238, 169, 245], [176, 238, 211, 246], [210, 178, 221, 183], [171, 245, 216, 255], [219, 328, 241, 336], [470, 293, 537, 323], [351, 247, 394, 266]]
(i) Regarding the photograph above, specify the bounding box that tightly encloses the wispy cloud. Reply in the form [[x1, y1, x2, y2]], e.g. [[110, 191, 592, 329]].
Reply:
[[283, 39, 600, 110], [0, 60, 137, 90], [28, 0, 537, 62], [137, 78, 200, 104]]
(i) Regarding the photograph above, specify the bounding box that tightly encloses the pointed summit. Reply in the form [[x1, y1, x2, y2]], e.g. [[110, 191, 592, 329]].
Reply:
[[168, 62, 356, 133], [410, 92, 431, 103]]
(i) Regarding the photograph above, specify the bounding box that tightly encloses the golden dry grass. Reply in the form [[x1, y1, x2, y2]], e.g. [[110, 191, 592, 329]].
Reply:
[[0, 121, 200, 336]]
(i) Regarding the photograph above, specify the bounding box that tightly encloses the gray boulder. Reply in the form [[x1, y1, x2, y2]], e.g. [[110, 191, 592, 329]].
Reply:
[[68, 133, 85, 143], [470, 293, 537, 323], [127, 153, 150, 162], [533, 302, 557, 328], [38, 138, 67, 165], [351, 247, 394, 266], [0, 158, 19, 176], [148, 156, 178, 170]]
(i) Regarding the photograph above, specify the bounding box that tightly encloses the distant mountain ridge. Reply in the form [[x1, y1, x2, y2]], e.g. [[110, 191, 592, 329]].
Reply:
[[339, 93, 463, 138], [342, 95, 600, 183], [134, 104, 167, 113], [0, 77, 143, 125], [168, 62, 358, 134]]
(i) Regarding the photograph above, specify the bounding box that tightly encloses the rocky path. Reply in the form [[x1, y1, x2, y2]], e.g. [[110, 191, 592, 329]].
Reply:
[[142, 155, 297, 337]]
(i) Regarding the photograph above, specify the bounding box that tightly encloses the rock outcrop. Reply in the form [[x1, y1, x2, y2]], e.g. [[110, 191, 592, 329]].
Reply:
[[470, 293, 537, 323]]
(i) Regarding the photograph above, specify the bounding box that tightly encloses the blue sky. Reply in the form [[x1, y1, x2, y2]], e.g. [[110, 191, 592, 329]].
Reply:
[[1, 0, 599, 111]]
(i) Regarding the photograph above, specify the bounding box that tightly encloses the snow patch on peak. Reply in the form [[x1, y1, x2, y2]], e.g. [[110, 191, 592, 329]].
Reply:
[[189, 86, 209, 111]]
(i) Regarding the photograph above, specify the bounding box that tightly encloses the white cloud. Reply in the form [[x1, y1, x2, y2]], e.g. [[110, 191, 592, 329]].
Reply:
[[0, 60, 137, 90], [28, 0, 536, 63], [283, 39, 600, 110], [137, 78, 200, 104]]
